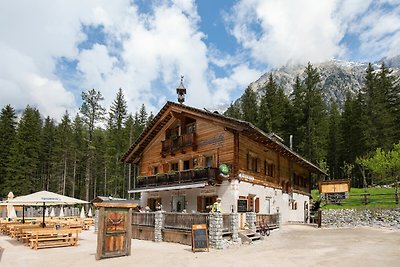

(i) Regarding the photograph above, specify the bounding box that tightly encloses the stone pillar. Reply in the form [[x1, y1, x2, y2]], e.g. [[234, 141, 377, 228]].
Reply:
[[230, 213, 239, 242], [94, 209, 99, 233], [154, 211, 164, 242], [209, 213, 223, 249], [246, 212, 256, 232]]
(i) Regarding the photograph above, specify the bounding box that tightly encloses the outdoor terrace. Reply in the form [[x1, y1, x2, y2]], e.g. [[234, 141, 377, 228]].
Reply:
[[136, 167, 221, 189]]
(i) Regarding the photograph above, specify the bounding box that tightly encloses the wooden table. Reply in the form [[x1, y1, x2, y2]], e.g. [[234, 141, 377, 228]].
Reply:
[[26, 228, 81, 250]]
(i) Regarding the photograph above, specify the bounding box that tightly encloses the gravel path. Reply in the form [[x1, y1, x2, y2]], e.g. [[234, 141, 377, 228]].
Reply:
[[1, 225, 399, 267]]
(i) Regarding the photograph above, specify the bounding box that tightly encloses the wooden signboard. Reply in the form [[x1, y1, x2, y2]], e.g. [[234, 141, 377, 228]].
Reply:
[[191, 224, 209, 252], [94, 202, 136, 260], [237, 199, 248, 212]]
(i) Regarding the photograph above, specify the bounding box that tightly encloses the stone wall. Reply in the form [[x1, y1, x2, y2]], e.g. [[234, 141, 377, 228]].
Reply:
[[322, 208, 400, 229]]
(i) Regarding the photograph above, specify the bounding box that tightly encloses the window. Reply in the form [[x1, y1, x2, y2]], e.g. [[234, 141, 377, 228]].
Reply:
[[205, 156, 212, 168], [185, 122, 196, 134], [166, 125, 180, 139], [197, 196, 217, 212], [264, 161, 275, 177], [170, 162, 179, 171], [152, 166, 158, 175], [183, 160, 190, 170], [247, 153, 259, 172]]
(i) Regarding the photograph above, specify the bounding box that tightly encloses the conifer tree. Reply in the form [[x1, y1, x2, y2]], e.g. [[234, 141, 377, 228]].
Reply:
[[71, 114, 86, 199], [289, 76, 306, 152], [55, 111, 72, 195], [39, 117, 56, 191], [224, 103, 241, 120], [5, 106, 42, 195], [326, 100, 342, 179], [80, 89, 105, 201], [106, 89, 128, 197], [0, 105, 17, 196], [293, 64, 328, 163], [241, 86, 258, 125]]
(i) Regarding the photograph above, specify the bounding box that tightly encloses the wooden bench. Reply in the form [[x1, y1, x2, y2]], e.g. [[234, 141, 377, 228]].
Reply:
[[28, 228, 81, 250]]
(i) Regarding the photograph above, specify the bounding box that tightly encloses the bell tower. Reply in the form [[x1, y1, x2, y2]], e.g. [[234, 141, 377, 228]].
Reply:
[[176, 76, 186, 104]]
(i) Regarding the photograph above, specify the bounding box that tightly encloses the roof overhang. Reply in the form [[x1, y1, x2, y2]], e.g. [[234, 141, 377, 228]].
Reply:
[[128, 182, 208, 194]]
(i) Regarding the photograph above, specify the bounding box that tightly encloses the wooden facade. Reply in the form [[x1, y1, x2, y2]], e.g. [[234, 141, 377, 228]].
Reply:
[[123, 101, 325, 222]]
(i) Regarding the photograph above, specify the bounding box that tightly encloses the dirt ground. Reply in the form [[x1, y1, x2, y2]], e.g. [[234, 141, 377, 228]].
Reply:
[[1, 225, 399, 267]]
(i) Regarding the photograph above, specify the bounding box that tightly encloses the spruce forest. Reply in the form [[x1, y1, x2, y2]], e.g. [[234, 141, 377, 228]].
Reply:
[[0, 62, 399, 200], [0, 88, 153, 200], [224, 62, 400, 188]]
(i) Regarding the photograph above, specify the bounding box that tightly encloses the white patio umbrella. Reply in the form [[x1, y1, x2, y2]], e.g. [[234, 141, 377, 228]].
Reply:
[[7, 190, 88, 227], [80, 207, 86, 219], [87, 207, 93, 217], [59, 207, 65, 217], [6, 192, 17, 220], [50, 207, 55, 217]]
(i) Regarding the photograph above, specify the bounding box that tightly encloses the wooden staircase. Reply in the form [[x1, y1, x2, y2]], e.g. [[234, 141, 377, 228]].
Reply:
[[238, 229, 261, 244]]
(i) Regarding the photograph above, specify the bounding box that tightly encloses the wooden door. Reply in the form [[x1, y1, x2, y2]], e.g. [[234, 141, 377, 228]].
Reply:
[[96, 207, 132, 260]]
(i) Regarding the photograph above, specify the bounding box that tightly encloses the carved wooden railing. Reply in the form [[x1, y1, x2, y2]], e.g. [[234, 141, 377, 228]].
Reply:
[[136, 167, 220, 189], [161, 133, 196, 156]]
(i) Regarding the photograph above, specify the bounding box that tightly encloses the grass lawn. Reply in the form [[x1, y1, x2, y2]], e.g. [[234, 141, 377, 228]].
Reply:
[[311, 187, 399, 209]]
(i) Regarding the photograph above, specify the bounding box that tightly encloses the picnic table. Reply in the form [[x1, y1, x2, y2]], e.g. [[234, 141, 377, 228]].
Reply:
[[26, 228, 81, 250]]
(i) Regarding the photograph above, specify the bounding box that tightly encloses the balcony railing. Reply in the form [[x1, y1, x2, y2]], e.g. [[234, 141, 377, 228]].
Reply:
[[135, 167, 220, 188], [161, 133, 196, 156]]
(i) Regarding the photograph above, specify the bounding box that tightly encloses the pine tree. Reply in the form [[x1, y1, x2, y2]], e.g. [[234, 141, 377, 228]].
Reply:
[[224, 102, 241, 120], [257, 74, 290, 136], [5, 106, 42, 195], [326, 100, 342, 179], [106, 89, 129, 197], [55, 111, 73, 195], [71, 114, 86, 199], [241, 86, 258, 125], [80, 89, 105, 201], [0, 105, 17, 196], [39, 117, 56, 192], [293, 63, 328, 163], [289, 76, 306, 152]]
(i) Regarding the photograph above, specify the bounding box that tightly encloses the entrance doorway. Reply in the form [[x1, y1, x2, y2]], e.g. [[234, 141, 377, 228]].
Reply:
[[172, 196, 185, 212]]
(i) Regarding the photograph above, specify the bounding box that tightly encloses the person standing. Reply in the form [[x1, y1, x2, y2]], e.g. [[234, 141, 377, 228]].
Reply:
[[211, 197, 222, 213]]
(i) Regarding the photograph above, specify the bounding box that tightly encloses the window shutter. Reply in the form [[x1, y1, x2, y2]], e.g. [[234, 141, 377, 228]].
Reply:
[[197, 196, 203, 212], [255, 198, 260, 213]]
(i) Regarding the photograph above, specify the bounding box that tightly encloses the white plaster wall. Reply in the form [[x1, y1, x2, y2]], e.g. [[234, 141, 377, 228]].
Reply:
[[138, 180, 309, 223]]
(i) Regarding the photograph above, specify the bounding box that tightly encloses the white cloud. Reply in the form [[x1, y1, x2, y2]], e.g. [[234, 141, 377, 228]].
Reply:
[[349, 2, 400, 59], [211, 64, 262, 105], [226, 0, 400, 67], [226, 0, 347, 67]]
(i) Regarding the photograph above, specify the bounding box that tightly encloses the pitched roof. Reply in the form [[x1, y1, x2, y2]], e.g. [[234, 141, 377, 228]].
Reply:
[[122, 101, 326, 175]]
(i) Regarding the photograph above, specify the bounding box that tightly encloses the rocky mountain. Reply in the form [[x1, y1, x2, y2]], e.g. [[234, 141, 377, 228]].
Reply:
[[245, 55, 400, 109]]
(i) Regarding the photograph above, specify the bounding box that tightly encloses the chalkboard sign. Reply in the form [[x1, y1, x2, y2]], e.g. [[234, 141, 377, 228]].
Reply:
[[191, 224, 209, 252], [237, 199, 248, 212]]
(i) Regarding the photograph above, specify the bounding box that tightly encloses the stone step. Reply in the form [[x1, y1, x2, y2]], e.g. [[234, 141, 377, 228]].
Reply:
[[238, 230, 261, 244]]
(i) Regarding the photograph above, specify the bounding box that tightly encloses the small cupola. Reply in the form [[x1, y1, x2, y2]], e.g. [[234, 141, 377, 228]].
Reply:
[[176, 76, 186, 104]]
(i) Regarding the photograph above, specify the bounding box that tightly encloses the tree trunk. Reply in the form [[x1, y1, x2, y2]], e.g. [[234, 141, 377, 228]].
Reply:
[[85, 158, 90, 202], [104, 165, 107, 196], [72, 157, 76, 198], [358, 165, 367, 192], [396, 175, 399, 205], [62, 157, 67, 195]]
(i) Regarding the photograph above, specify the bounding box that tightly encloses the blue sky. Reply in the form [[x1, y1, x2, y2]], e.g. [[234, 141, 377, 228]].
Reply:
[[0, 0, 399, 120]]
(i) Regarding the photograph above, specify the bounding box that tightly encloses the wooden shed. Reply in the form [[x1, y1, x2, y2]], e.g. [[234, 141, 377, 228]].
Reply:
[[319, 179, 351, 194]]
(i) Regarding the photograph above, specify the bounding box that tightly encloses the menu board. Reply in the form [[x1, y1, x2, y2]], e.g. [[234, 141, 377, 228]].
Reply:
[[191, 224, 209, 252], [237, 199, 248, 212]]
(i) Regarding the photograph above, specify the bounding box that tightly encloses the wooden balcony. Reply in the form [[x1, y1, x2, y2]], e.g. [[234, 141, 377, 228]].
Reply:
[[135, 167, 220, 189], [161, 133, 197, 156]]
